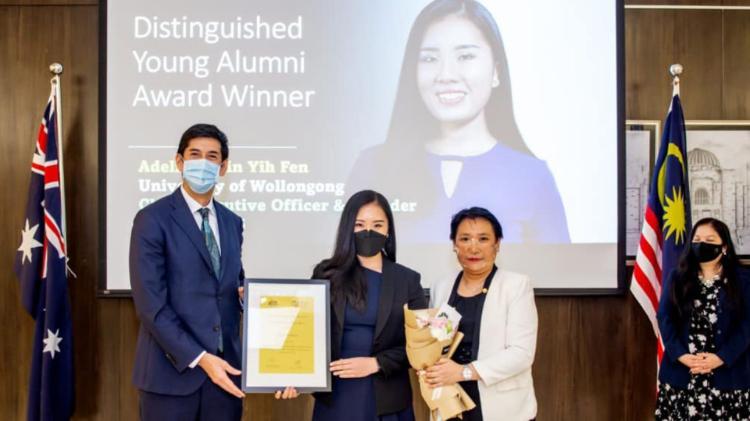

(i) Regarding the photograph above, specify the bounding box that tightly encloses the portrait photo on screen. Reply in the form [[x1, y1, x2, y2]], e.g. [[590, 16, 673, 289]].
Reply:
[[345, 0, 571, 245]]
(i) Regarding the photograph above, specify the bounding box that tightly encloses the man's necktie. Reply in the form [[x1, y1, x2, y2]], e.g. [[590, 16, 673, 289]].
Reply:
[[199, 207, 223, 353], [198, 208, 221, 279]]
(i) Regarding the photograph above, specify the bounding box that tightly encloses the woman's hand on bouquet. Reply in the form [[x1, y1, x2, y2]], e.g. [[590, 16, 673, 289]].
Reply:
[[424, 358, 464, 388], [330, 357, 379, 378]]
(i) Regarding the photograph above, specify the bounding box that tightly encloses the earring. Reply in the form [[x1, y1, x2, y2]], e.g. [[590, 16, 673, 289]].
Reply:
[[492, 74, 500, 88]]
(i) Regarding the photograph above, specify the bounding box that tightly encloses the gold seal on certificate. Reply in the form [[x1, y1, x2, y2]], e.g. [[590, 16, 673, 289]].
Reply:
[[242, 279, 331, 393]]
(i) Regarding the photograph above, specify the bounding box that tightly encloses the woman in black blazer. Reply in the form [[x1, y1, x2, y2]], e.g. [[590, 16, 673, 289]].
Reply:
[[655, 217, 750, 420], [311, 190, 428, 420]]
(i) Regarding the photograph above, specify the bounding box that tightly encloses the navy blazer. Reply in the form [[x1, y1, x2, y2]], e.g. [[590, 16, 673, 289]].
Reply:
[[129, 188, 245, 395], [314, 259, 428, 415], [657, 267, 750, 389]]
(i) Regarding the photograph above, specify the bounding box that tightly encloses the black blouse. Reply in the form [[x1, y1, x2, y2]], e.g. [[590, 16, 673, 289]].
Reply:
[[446, 265, 498, 421]]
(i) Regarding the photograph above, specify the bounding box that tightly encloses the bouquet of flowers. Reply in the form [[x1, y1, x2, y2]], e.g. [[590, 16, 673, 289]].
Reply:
[[404, 303, 476, 420]]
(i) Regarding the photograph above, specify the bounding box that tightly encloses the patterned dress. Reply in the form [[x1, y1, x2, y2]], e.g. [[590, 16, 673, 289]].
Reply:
[[655, 276, 750, 421]]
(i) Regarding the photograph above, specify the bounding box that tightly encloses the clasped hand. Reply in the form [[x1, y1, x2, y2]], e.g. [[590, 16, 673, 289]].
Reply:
[[678, 352, 724, 375]]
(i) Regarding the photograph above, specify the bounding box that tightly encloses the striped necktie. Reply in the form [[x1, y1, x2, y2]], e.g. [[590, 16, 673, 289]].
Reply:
[[199, 207, 223, 353], [198, 208, 221, 280]]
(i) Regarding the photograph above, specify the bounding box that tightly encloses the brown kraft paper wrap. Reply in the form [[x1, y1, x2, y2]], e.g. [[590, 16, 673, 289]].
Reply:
[[404, 305, 476, 420]]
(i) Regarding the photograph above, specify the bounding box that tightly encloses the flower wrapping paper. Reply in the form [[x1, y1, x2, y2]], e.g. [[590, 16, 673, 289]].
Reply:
[[404, 304, 476, 420]]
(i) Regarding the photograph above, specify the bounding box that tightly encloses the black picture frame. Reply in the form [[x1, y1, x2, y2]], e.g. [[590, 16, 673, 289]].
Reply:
[[241, 278, 331, 393]]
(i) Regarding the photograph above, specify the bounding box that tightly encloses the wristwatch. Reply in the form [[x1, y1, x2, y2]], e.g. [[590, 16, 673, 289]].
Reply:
[[462, 364, 473, 381]]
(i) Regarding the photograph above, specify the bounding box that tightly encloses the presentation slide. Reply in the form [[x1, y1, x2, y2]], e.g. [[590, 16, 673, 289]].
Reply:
[[104, 0, 622, 292]]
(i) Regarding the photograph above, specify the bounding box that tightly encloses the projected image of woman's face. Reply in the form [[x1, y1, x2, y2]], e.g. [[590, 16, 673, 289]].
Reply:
[[417, 15, 497, 126]]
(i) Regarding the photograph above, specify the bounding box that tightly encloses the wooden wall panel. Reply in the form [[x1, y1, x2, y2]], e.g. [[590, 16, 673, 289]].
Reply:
[[626, 9, 724, 120], [624, 0, 750, 6], [0, 0, 96, 5], [723, 10, 750, 118], [533, 293, 656, 420], [626, 10, 677, 119], [2, 2, 750, 421]]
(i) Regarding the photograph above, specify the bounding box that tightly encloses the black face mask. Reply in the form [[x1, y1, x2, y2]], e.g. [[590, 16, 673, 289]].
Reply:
[[354, 230, 387, 257], [691, 242, 723, 263]]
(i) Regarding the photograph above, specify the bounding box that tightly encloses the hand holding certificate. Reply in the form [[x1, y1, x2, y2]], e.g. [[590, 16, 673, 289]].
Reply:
[[242, 279, 331, 393]]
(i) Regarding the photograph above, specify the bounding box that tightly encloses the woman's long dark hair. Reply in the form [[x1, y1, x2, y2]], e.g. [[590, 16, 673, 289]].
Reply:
[[313, 190, 396, 311], [670, 217, 744, 324], [384, 0, 532, 156]]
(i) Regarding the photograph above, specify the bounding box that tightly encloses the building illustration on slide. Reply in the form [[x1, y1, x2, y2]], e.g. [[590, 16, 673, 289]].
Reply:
[[626, 134, 750, 256], [688, 147, 750, 254]]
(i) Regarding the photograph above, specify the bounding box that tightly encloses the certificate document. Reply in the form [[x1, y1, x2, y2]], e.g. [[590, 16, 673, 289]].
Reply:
[[242, 279, 331, 393], [258, 296, 314, 374]]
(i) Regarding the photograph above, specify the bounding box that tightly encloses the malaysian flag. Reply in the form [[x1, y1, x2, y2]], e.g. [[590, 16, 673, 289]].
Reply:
[[14, 80, 74, 421], [630, 85, 691, 369]]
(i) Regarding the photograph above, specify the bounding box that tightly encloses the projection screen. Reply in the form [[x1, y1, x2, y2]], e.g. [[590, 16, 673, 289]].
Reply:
[[101, 0, 624, 294]]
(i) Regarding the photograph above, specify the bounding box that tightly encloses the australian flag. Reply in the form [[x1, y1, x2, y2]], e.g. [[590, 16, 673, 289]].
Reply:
[[14, 86, 74, 421]]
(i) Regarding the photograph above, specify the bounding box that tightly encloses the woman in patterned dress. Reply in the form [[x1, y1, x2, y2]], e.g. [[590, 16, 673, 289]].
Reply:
[[655, 217, 750, 420]]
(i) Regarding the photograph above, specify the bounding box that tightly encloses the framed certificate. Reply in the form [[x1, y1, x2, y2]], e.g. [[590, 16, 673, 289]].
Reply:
[[241, 279, 331, 393]]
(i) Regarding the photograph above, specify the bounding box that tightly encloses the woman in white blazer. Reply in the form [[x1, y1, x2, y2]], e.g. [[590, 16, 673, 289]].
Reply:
[[426, 207, 538, 421]]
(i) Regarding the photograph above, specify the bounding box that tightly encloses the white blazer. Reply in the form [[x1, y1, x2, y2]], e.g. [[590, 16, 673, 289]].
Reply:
[[431, 269, 538, 421]]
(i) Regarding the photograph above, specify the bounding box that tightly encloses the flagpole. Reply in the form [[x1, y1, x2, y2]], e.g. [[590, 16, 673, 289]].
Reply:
[[670, 63, 682, 96], [49, 62, 68, 249]]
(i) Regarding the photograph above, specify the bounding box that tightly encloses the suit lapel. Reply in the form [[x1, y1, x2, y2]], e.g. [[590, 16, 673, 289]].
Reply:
[[169, 189, 213, 275], [374, 259, 395, 341], [332, 288, 346, 354], [478, 269, 503, 353], [334, 295, 345, 330], [215, 202, 230, 282]]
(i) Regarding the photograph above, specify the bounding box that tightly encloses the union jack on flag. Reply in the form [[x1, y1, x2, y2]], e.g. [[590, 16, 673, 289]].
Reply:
[[14, 83, 74, 421], [630, 91, 691, 371]]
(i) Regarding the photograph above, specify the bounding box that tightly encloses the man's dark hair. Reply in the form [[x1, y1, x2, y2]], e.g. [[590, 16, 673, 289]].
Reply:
[[449, 207, 504, 242], [177, 123, 229, 161]]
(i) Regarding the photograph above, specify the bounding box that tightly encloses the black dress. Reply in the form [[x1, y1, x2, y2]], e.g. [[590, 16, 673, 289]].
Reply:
[[655, 277, 750, 420], [312, 269, 415, 421], [450, 293, 483, 421], [445, 266, 498, 421]]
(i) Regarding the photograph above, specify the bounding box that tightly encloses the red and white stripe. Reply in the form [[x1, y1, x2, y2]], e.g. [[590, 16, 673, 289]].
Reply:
[[630, 206, 666, 364], [44, 207, 66, 260], [44, 159, 60, 189], [36, 95, 67, 277], [31, 118, 48, 175]]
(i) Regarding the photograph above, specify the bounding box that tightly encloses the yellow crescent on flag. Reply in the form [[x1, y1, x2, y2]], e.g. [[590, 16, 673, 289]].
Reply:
[[656, 143, 688, 244]]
